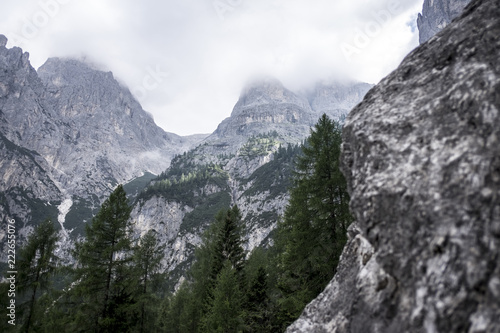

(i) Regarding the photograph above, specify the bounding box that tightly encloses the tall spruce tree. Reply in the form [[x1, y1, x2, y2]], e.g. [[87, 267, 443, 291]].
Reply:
[[274, 114, 353, 328], [245, 265, 270, 332], [210, 206, 245, 283], [73, 184, 135, 332], [201, 262, 244, 333], [132, 230, 165, 333], [17, 218, 59, 332]]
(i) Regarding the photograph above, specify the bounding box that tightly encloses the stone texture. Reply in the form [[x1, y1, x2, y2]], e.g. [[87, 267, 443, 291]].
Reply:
[[417, 0, 471, 44], [288, 0, 500, 332]]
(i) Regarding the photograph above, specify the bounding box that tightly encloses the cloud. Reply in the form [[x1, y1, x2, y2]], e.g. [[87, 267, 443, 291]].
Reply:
[[0, 0, 423, 135]]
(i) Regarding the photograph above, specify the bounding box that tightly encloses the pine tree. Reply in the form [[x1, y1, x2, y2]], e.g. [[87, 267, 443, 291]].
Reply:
[[245, 266, 270, 332], [161, 206, 247, 333], [274, 114, 353, 328], [132, 230, 165, 333], [17, 218, 59, 332], [201, 262, 244, 333], [210, 206, 245, 284], [73, 184, 135, 332]]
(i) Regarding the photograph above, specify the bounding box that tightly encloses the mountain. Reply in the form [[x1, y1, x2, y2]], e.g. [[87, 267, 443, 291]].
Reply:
[[0, 33, 371, 285], [131, 77, 372, 288], [417, 0, 471, 44], [288, 0, 500, 331], [0, 36, 205, 260]]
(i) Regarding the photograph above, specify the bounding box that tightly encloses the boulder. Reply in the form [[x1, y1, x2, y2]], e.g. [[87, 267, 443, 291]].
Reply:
[[287, 0, 500, 331]]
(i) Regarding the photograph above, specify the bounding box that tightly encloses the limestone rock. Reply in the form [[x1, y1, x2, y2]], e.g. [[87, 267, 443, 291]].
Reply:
[[288, 0, 500, 331], [417, 0, 471, 44]]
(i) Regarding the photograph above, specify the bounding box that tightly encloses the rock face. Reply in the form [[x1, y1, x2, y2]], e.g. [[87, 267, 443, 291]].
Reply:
[[0, 37, 204, 257], [287, 0, 500, 332], [210, 77, 371, 149], [36, 57, 196, 199], [417, 0, 471, 44]]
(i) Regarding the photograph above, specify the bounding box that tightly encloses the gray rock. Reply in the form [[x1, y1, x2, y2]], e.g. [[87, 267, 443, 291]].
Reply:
[[288, 0, 500, 332], [0, 35, 7, 48], [417, 0, 471, 44], [209, 77, 315, 149], [0, 41, 205, 254]]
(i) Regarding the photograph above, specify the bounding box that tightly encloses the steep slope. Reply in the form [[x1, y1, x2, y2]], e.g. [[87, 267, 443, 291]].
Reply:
[[0, 37, 204, 256], [0, 35, 64, 260], [36, 57, 197, 199], [417, 0, 471, 44], [288, 0, 500, 331], [131, 78, 370, 288]]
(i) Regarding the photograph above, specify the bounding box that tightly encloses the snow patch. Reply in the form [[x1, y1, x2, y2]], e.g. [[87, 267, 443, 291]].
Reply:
[[57, 198, 73, 236]]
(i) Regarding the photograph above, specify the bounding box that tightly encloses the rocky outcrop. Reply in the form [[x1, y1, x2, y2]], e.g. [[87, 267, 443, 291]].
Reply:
[[288, 0, 500, 332], [210, 77, 315, 149], [417, 0, 471, 44]]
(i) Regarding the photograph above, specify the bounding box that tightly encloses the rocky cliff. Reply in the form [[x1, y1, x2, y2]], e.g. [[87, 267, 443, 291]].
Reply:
[[287, 0, 500, 331], [0, 37, 204, 259], [417, 0, 471, 44]]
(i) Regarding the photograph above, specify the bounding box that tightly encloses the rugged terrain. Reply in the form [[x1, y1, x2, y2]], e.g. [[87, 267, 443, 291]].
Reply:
[[287, 0, 500, 331], [0, 38, 204, 260], [131, 77, 372, 286], [0, 33, 372, 281], [417, 0, 471, 44]]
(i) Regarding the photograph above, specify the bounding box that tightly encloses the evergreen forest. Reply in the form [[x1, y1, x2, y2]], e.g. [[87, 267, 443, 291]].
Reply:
[[1, 114, 353, 332]]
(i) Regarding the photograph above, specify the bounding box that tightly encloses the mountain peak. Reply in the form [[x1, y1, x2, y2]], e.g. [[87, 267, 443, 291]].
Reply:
[[38, 57, 115, 89], [234, 76, 310, 113]]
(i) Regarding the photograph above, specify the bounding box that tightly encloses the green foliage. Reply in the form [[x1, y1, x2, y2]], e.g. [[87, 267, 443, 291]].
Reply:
[[138, 163, 229, 206], [239, 132, 281, 159], [201, 262, 244, 333], [162, 206, 248, 333], [123, 171, 157, 201], [273, 114, 353, 329], [210, 206, 246, 281], [72, 184, 136, 332], [132, 230, 166, 333], [181, 191, 231, 234], [241, 143, 301, 198], [17, 219, 59, 332], [64, 195, 100, 235]]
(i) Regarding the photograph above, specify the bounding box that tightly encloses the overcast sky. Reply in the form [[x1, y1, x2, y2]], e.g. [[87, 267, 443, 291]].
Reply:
[[0, 0, 423, 135]]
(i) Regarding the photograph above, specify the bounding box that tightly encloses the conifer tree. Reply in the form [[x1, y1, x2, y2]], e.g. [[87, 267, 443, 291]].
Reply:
[[274, 114, 353, 328], [245, 266, 270, 332], [162, 206, 247, 333], [133, 230, 165, 333], [73, 184, 135, 332], [210, 206, 245, 283], [201, 262, 244, 333], [17, 218, 59, 332]]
